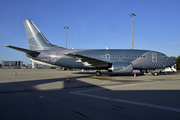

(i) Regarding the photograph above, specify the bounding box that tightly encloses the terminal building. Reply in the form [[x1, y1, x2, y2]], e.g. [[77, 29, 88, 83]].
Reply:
[[1, 60, 23, 68]]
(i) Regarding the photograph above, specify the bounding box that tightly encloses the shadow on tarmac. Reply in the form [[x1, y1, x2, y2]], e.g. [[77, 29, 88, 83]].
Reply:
[[0, 71, 180, 120]]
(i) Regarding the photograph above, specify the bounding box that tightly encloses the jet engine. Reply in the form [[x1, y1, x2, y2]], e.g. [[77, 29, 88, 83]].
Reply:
[[108, 62, 133, 73]]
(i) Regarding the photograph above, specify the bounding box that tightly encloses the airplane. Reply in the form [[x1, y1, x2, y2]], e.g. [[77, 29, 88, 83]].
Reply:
[[35, 63, 50, 69], [4, 19, 176, 76]]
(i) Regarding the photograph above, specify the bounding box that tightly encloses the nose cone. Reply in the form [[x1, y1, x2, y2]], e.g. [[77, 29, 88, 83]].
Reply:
[[169, 57, 176, 66]]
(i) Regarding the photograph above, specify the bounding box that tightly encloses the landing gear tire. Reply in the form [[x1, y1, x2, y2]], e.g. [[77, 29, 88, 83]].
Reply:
[[153, 72, 158, 76], [140, 70, 145, 75], [96, 71, 101, 76]]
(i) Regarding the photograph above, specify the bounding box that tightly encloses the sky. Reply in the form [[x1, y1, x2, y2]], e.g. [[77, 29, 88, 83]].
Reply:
[[0, 0, 180, 64]]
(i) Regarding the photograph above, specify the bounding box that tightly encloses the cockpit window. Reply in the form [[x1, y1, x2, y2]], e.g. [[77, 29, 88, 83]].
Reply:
[[162, 54, 167, 58]]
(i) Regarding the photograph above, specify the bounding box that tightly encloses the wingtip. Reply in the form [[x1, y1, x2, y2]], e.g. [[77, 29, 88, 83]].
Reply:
[[4, 45, 9, 47]]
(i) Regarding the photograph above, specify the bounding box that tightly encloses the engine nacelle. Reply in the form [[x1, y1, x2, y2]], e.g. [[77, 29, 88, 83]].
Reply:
[[108, 62, 133, 73]]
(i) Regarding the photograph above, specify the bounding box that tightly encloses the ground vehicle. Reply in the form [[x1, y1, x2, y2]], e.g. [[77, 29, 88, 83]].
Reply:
[[156, 64, 177, 73]]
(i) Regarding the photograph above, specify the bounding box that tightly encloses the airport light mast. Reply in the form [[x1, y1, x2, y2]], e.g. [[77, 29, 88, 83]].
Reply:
[[130, 13, 136, 49], [64, 26, 69, 48]]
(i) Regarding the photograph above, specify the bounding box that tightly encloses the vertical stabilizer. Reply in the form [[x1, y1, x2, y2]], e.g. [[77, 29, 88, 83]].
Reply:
[[23, 20, 64, 50]]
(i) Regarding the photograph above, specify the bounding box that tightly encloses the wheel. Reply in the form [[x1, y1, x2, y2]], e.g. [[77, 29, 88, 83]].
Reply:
[[153, 72, 158, 76], [140, 70, 145, 75], [96, 71, 101, 76]]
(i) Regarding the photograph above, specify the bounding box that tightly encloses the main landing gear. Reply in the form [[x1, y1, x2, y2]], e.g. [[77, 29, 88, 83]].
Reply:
[[140, 70, 158, 76], [96, 70, 101, 76]]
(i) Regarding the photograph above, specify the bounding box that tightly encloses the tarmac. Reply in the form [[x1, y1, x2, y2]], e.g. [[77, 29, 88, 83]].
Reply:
[[0, 69, 180, 120]]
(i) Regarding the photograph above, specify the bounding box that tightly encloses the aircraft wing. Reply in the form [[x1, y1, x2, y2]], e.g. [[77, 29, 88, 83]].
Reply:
[[64, 53, 111, 68]]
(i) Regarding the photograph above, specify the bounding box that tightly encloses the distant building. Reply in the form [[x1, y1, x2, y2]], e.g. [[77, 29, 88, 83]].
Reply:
[[1, 60, 23, 69]]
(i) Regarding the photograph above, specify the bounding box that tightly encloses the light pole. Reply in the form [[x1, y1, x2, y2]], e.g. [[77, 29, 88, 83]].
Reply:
[[130, 13, 136, 49], [23, 54, 24, 65], [64, 26, 69, 48]]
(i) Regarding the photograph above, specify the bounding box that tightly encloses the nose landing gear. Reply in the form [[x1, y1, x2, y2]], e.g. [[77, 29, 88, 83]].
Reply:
[[152, 72, 158, 76]]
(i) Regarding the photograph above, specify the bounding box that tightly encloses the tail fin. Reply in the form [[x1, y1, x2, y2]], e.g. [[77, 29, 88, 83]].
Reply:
[[23, 20, 65, 50]]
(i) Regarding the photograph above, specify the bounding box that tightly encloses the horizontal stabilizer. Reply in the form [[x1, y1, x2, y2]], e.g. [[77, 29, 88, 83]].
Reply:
[[4, 45, 40, 57]]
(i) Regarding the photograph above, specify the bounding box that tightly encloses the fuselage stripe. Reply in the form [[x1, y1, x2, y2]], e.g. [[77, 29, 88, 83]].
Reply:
[[131, 52, 150, 63], [115, 64, 132, 72], [52, 57, 63, 64]]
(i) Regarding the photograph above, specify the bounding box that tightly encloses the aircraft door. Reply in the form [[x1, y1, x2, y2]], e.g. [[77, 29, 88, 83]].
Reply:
[[152, 52, 157, 62], [106, 54, 110, 61]]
